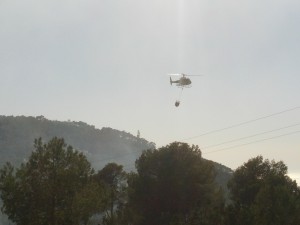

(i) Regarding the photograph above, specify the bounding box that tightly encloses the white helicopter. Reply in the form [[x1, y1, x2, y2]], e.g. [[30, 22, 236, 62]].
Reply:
[[168, 73, 202, 107]]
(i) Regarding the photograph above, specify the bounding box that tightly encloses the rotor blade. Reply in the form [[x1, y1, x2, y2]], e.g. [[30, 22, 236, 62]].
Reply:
[[185, 74, 204, 76], [167, 73, 182, 76]]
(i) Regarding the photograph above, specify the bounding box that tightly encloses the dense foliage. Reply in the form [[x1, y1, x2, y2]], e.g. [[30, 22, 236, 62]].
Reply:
[[0, 118, 299, 224], [225, 156, 300, 225], [94, 163, 127, 225], [125, 142, 225, 225], [0, 137, 94, 225], [0, 138, 130, 225]]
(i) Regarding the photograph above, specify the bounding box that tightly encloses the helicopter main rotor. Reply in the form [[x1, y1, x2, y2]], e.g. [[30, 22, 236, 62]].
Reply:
[[168, 73, 203, 77]]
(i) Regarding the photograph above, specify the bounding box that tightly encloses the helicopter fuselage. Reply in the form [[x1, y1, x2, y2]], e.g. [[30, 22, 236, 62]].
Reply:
[[171, 76, 191, 87], [178, 77, 191, 86]]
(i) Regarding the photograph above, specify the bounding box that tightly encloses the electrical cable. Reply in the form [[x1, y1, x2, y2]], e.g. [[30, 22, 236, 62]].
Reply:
[[202, 123, 300, 149], [182, 106, 300, 141], [91, 128, 300, 169], [88, 106, 300, 166], [203, 130, 300, 155]]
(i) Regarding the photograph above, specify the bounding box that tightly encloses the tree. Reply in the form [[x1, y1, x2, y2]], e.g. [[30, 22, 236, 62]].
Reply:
[[126, 142, 224, 225], [72, 181, 107, 225], [226, 156, 300, 225], [0, 137, 95, 225], [94, 163, 127, 225]]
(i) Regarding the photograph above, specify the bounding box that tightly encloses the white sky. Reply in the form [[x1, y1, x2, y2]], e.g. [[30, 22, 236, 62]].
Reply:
[[1, 0, 300, 181]]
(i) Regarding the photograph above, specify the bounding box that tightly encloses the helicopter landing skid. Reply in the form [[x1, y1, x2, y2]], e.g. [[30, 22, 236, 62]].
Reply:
[[176, 85, 192, 88]]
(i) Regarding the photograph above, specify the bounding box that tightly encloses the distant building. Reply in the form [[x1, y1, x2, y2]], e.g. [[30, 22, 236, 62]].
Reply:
[[137, 130, 140, 138]]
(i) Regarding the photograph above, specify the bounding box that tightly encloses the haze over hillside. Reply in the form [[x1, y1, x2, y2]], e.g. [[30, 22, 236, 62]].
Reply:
[[0, 115, 232, 173], [0, 115, 156, 170]]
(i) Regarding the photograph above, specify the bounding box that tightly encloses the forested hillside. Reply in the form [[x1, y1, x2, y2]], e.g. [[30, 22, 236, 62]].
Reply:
[[0, 115, 233, 224], [0, 115, 155, 170], [0, 115, 232, 186], [0, 115, 232, 178]]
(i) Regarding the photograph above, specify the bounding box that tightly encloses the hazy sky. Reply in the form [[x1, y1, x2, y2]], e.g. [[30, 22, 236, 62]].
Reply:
[[1, 0, 300, 180]]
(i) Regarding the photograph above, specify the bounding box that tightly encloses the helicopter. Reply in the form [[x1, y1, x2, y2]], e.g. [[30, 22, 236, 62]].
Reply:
[[169, 73, 191, 87], [168, 73, 202, 88], [168, 73, 202, 107]]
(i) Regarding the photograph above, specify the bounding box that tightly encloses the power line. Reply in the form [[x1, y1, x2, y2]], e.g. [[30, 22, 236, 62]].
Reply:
[[90, 128, 300, 170], [90, 123, 300, 166], [203, 130, 300, 155], [88, 106, 300, 166], [182, 106, 300, 141], [202, 123, 300, 149]]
